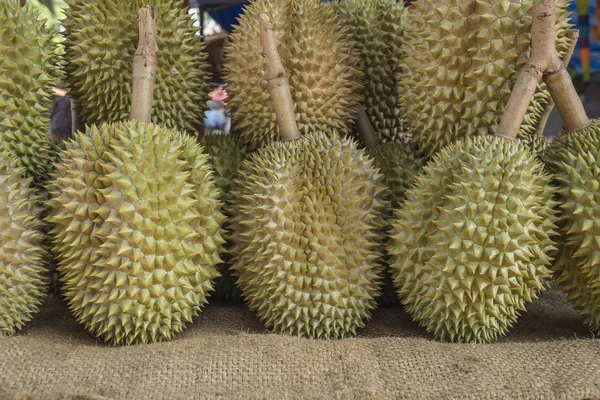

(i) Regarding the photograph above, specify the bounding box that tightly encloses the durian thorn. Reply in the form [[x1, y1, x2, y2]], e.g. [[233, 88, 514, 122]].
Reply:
[[258, 13, 301, 141], [130, 5, 158, 124], [496, 0, 573, 140], [535, 29, 579, 137], [356, 105, 380, 150]]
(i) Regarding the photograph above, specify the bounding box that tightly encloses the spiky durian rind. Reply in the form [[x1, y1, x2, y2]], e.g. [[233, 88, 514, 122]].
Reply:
[[223, 0, 364, 149], [0, 155, 48, 336], [47, 121, 226, 345], [366, 141, 427, 307], [61, 0, 210, 132], [196, 134, 251, 302], [0, 1, 61, 185], [334, 0, 408, 143], [387, 135, 559, 343], [368, 141, 427, 213], [228, 132, 387, 338], [400, 0, 573, 156], [545, 120, 600, 333], [522, 135, 550, 159]]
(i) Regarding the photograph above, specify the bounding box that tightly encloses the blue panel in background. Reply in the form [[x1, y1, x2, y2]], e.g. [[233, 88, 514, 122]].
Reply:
[[207, 5, 245, 32], [567, 1, 600, 75]]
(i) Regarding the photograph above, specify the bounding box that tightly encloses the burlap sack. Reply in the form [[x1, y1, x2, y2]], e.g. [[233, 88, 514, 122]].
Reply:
[[1, 287, 600, 400]]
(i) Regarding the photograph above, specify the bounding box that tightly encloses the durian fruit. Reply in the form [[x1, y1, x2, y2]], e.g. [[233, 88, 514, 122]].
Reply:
[[196, 133, 251, 302], [47, 7, 226, 345], [223, 0, 364, 149], [387, 136, 558, 343], [387, 1, 566, 342], [334, 0, 408, 144], [352, 109, 427, 307], [546, 120, 600, 333], [196, 134, 251, 203], [399, 0, 573, 156], [368, 141, 427, 307], [367, 141, 427, 212], [0, 1, 61, 186], [61, 0, 210, 132], [228, 14, 386, 339], [0, 154, 48, 336], [522, 135, 550, 158]]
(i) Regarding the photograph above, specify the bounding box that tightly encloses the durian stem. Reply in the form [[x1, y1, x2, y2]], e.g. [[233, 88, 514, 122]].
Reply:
[[258, 13, 301, 141], [535, 29, 579, 137], [130, 6, 158, 123], [356, 105, 380, 149], [496, 0, 565, 140], [544, 69, 590, 132]]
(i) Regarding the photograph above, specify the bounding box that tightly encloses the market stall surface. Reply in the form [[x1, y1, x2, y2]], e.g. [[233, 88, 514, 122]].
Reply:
[[1, 287, 600, 400]]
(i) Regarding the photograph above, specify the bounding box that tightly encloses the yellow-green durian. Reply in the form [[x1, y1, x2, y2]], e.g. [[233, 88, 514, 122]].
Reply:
[[334, 0, 408, 143], [61, 0, 210, 132], [223, 0, 364, 149], [400, 0, 572, 156], [197, 134, 251, 202], [0, 155, 48, 335], [196, 133, 251, 302], [522, 135, 550, 159], [368, 141, 427, 213], [387, 135, 558, 343], [367, 141, 427, 307], [47, 121, 226, 345], [0, 1, 61, 186], [545, 120, 600, 333], [229, 132, 387, 338]]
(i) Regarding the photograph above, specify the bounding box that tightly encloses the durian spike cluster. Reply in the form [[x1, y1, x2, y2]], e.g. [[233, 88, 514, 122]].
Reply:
[[196, 134, 251, 302], [387, 136, 559, 343], [367, 142, 427, 213], [0, 155, 48, 336], [0, 1, 61, 186], [228, 132, 387, 338], [223, 0, 364, 149], [47, 121, 226, 345], [196, 134, 251, 204], [546, 120, 600, 333], [399, 0, 573, 156], [61, 0, 210, 132], [334, 0, 408, 144], [227, 13, 387, 339]]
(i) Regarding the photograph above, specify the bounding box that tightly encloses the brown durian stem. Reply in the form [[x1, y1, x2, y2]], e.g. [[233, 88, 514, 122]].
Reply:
[[130, 6, 158, 123], [356, 105, 380, 149], [496, 0, 565, 140], [258, 13, 300, 141], [535, 29, 579, 136], [544, 68, 590, 133]]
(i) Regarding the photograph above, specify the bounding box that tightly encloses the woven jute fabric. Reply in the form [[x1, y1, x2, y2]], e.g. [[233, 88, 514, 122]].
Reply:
[[2, 287, 600, 400]]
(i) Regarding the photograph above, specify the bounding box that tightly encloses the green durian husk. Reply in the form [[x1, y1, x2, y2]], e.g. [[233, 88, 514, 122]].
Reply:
[[228, 132, 387, 339], [61, 0, 211, 132], [0, 155, 48, 336], [400, 0, 573, 157], [387, 135, 559, 343], [47, 121, 226, 345], [197, 134, 251, 302], [368, 141, 427, 307], [334, 0, 408, 144], [522, 135, 550, 160], [223, 0, 364, 149], [0, 1, 61, 186], [543, 119, 600, 333]]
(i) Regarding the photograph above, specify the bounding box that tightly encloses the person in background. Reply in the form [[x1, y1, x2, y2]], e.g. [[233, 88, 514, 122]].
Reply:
[[49, 87, 73, 142], [203, 83, 231, 135]]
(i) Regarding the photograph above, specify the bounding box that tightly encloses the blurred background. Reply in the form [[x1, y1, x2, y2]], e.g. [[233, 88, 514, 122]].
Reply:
[[30, 0, 600, 139]]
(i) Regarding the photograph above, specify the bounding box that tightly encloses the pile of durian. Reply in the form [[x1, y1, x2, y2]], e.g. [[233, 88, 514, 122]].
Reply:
[[2, 0, 600, 347]]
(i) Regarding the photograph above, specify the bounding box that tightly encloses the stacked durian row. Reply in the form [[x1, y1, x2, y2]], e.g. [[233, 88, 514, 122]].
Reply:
[[2, 0, 600, 347]]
